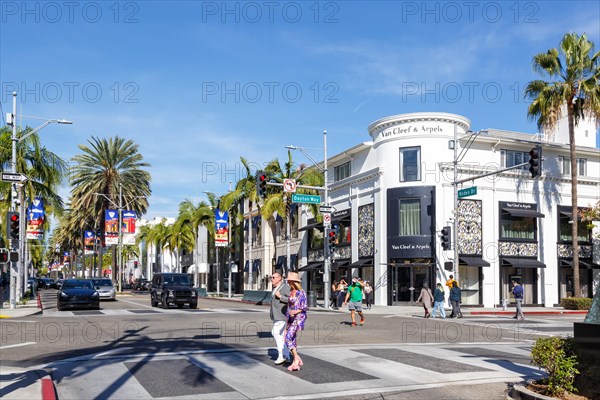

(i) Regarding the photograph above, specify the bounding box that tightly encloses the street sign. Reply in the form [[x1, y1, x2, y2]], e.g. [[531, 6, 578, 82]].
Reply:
[[323, 213, 331, 225], [291, 193, 321, 204], [319, 205, 336, 213], [458, 186, 477, 198], [283, 178, 297, 193], [1, 172, 28, 183]]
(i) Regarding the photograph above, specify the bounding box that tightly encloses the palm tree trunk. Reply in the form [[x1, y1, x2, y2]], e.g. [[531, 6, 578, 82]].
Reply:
[[567, 102, 581, 297]]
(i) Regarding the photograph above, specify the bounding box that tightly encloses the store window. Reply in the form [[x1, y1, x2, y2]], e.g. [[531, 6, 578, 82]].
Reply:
[[309, 227, 324, 250], [559, 156, 587, 176], [558, 210, 590, 242], [399, 147, 420, 182], [500, 211, 536, 240], [334, 161, 351, 181], [398, 199, 421, 235]]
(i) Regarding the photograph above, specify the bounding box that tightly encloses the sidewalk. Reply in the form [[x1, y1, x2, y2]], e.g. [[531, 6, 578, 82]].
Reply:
[[0, 298, 42, 319]]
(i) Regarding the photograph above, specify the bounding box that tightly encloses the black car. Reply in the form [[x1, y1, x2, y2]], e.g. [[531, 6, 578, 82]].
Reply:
[[57, 279, 100, 311], [38, 277, 57, 289], [132, 278, 149, 291], [150, 273, 197, 309]]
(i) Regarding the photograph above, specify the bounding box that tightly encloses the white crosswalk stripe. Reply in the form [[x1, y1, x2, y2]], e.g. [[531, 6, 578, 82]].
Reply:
[[42, 308, 269, 317], [44, 342, 541, 400]]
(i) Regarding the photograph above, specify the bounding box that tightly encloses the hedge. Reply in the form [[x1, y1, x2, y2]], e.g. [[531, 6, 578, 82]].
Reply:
[[560, 297, 593, 310]]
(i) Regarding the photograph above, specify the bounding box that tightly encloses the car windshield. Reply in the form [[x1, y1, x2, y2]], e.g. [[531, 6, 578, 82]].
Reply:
[[62, 280, 93, 289], [92, 279, 113, 286], [163, 275, 190, 285]]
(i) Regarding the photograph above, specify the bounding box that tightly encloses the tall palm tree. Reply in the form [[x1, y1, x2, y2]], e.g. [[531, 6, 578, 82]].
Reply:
[[70, 136, 151, 279], [262, 151, 323, 273], [525, 32, 600, 297], [176, 199, 213, 285], [146, 219, 169, 273]]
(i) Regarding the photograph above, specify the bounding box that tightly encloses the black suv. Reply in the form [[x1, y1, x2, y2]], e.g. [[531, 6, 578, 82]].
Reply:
[[150, 273, 197, 309]]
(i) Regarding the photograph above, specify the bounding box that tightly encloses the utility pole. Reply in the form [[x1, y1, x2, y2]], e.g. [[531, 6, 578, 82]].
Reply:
[[323, 130, 331, 310], [118, 183, 123, 293], [9, 92, 18, 309]]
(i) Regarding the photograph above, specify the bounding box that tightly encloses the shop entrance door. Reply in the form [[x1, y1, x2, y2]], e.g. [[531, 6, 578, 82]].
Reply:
[[389, 265, 431, 305]]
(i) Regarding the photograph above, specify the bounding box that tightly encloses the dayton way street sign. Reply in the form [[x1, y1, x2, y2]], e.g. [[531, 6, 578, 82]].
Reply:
[[458, 186, 477, 198], [1, 172, 28, 183], [291, 194, 321, 204]]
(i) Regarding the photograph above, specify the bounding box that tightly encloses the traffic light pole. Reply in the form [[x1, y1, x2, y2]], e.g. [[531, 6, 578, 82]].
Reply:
[[9, 93, 18, 309]]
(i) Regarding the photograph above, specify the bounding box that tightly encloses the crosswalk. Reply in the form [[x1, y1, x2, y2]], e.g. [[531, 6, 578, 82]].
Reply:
[[45, 342, 543, 400]]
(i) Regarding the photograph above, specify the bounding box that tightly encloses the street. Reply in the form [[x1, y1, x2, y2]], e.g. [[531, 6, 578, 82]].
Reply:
[[0, 291, 583, 399]]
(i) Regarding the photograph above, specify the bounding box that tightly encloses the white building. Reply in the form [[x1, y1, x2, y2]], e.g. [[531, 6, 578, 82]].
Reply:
[[247, 112, 599, 307]]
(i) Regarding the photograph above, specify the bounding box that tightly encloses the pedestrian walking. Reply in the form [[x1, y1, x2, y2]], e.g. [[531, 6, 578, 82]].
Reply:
[[364, 281, 373, 310], [431, 283, 446, 318], [449, 281, 463, 318], [336, 279, 347, 308], [284, 272, 307, 371], [344, 276, 365, 326], [330, 280, 338, 309], [446, 274, 456, 316], [270, 272, 291, 365], [416, 282, 433, 318], [512, 280, 524, 320]]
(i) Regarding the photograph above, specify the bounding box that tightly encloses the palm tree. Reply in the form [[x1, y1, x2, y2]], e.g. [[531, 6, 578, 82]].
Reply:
[[525, 32, 600, 297], [262, 151, 324, 273], [176, 199, 213, 285], [70, 136, 151, 280], [146, 219, 170, 273]]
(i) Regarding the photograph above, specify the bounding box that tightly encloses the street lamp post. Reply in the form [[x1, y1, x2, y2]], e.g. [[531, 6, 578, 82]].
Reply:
[[286, 129, 330, 309], [7, 91, 72, 309], [94, 183, 124, 292]]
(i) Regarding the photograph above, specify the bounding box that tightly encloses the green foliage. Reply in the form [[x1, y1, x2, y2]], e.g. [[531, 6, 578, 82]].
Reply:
[[531, 337, 579, 396], [560, 297, 593, 310]]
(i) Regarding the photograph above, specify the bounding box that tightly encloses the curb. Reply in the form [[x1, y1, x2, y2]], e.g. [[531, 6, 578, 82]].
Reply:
[[470, 311, 588, 316], [41, 376, 57, 400], [509, 384, 558, 400]]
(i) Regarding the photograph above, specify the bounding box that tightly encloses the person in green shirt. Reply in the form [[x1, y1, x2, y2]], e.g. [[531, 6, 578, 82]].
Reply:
[[344, 276, 365, 327]]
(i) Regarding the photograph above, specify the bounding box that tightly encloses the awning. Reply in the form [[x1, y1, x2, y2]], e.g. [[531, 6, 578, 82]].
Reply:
[[560, 259, 600, 269], [298, 262, 322, 271], [502, 208, 545, 218], [459, 256, 490, 267], [349, 259, 372, 268], [299, 222, 323, 232], [244, 259, 261, 272], [501, 257, 546, 269], [331, 260, 350, 271]]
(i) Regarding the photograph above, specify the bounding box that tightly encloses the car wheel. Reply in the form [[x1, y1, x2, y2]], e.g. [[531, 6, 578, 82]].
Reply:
[[190, 302, 197, 309], [162, 295, 169, 309]]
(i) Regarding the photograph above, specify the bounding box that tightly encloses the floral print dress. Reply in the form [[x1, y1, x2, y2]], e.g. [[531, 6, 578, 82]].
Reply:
[[285, 289, 307, 350]]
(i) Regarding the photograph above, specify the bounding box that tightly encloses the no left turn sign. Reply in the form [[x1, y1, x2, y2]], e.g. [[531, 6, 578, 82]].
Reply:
[[283, 178, 297, 193]]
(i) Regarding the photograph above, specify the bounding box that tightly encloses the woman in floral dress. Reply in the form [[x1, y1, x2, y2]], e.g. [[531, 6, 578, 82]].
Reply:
[[284, 272, 307, 371]]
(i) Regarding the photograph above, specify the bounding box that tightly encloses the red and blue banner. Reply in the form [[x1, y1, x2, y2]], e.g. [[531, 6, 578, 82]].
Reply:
[[26, 197, 45, 240], [215, 209, 229, 247]]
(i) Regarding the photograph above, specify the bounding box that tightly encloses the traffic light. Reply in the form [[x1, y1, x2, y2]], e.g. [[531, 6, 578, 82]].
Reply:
[[328, 229, 337, 250], [440, 226, 451, 250], [256, 170, 268, 199], [6, 212, 20, 240], [528, 145, 542, 178], [0, 249, 8, 264]]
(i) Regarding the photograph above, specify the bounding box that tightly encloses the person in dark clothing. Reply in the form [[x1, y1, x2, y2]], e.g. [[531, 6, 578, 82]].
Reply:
[[432, 283, 446, 318], [449, 281, 463, 318], [512, 280, 524, 320]]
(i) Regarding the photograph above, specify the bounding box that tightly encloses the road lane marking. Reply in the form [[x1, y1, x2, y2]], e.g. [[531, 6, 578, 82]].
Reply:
[[0, 342, 36, 350]]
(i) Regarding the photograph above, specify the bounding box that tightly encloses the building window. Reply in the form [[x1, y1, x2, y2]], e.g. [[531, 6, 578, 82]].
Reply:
[[334, 161, 351, 181], [501, 149, 529, 171], [334, 219, 351, 245], [559, 212, 590, 242], [559, 156, 587, 176], [500, 211, 535, 240], [399, 199, 421, 235], [399, 147, 420, 182], [309, 228, 324, 250]]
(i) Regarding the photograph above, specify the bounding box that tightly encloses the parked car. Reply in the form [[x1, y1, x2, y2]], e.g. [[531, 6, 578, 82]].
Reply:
[[57, 279, 100, 311], [91, 278, 116, 301], [132, 278, 149, 291], [27, 278, 38, 294], [56, 279, 64, 290], [150, 273, 197, 309]]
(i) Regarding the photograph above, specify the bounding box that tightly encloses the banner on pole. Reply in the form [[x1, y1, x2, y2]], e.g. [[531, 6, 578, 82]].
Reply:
[[215, 209, 229, 247], [105, 209, 119, 245], [26, 197, 45, 240]]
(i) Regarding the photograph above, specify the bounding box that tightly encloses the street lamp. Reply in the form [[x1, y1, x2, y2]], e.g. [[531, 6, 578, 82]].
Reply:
[[6, 91, 72, 309], [286, 129, 330, 309], [94, 183, 124, 292]]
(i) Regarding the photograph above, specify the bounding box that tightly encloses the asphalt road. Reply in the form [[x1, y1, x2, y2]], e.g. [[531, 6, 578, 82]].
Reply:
[[0, 291, 581, 399]]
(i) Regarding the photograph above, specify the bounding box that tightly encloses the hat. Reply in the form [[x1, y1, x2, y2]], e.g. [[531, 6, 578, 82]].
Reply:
[[286, 272, 302, 283]]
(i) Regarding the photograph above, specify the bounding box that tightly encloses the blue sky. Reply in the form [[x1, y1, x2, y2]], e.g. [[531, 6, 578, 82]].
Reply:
[[1, 1, 599, 220]]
